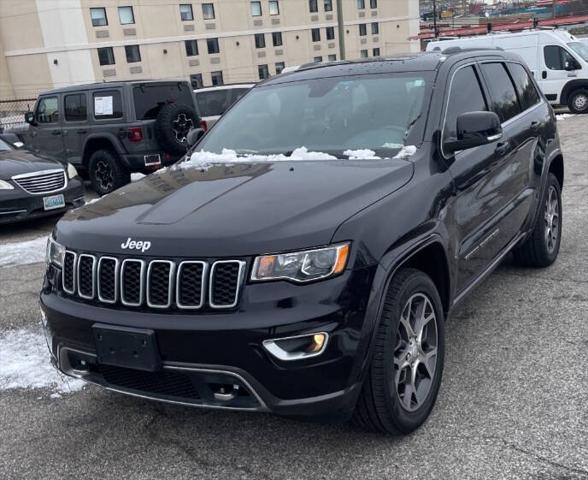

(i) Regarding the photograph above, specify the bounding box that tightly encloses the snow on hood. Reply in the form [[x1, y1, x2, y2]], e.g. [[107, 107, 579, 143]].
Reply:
[[185, 145, 417, 167], [0, 329, 85, 394], [0, 236, 48, 267]]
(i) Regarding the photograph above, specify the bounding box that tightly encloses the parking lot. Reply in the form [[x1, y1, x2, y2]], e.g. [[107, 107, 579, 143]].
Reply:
[[0, 115, 586, 480]]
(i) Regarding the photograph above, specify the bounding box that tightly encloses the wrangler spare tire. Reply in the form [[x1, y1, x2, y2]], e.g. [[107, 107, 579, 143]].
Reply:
[[154, 103, 199, 156]]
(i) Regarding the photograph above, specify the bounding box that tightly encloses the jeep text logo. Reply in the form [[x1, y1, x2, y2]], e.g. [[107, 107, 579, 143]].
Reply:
[[121, 237, 151, 253]]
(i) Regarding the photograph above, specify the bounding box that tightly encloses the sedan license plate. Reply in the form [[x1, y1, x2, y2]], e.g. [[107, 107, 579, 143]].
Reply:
[[43, 194, 65, 211], [92, 324, 160, 372]]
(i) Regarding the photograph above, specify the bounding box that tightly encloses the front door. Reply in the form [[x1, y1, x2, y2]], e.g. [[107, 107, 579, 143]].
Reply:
[[540, 45, 581, 103], [30, 95, 65, 161]]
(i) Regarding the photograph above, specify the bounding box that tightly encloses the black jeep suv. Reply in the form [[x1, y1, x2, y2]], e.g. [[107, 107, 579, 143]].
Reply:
[[24, 81, 200, 195], [41, 50, 563, 434]]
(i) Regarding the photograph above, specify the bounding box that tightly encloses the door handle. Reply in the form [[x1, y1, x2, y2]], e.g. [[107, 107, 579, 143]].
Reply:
[[495, 141, 511, 156], [542, 71, 547, 79], [51, 130, 62, 136], [76, 130, 88, 134], [530, 121, 540, 132]]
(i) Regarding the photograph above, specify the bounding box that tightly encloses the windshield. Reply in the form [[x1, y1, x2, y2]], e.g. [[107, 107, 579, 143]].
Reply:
[[0, 139, 13, 152], [568, 42, 588, 62], [195, 73, 431, 158]]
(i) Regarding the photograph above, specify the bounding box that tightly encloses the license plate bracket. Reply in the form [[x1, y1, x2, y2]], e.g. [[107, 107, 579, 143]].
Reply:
[[43, 194, 65, 211], [92, 324, 160, 372]]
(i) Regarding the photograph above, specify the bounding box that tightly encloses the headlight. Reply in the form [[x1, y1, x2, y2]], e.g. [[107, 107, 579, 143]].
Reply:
[[0, 179, 14, 190], [251, 243, 350, 283], [46, 236, 65, 267], [67, 163, 78, 179]]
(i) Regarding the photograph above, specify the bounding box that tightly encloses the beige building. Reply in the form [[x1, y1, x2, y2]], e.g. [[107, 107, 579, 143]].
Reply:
[[0, 0, 419, 98]]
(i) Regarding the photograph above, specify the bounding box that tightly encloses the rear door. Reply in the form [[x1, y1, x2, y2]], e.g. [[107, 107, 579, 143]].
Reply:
[[30, 95, 65, 161], [62, 92, 88, 165]]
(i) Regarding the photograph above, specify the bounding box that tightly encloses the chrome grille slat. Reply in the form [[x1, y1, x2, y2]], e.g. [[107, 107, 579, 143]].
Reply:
[[61, 253, 243, 310], [12, 169, 66, 194]]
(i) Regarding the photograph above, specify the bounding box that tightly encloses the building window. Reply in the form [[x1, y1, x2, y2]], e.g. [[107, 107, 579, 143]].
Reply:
[[360, 49, 368, 58], [190, 73, 204, 89], [118, 6, 134, 25], [370, 0, 377, 8], [272, 31, 283, 47], [269, 0, 280, 15], [125, 45, 141, 63], [258, 64, 270, 80], [211, 71, 224, 86], [373, 47, 380, 56], [275, 61, 285, 74], [328, 54, 337, 61], [357, 0, 365, 9], [359, 24, 367, 36], [326, 26, 335, 40], [313, 56, 323, 62], [64, 94, 87, 122], [371, 22, 379, 35], [97, 47, 115, 66], [207, 38, 220, 54], [309, 0, 318, 13], [185, 40, 199, 56], [179, 4, 194, 21], [255, 33, 266, 49], [324, 0, 333, 12], [202, 3, 215, 20], [251, 1, 262, 16], [311, 28, 321, 42], [90, 7, 108, 27]]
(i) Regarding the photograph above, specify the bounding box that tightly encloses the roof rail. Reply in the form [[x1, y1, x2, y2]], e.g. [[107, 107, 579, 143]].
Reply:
[[441, 46, 504, 54]]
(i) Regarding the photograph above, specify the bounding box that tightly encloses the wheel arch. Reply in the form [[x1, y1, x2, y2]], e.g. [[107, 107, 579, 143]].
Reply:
[[560, 80, 588, 105], [548, 153, 564, 190], [82, 135, 122, 168]]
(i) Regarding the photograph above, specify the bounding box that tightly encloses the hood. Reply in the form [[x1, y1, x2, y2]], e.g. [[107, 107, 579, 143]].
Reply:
[[57, 159, 414, 257], [0, 149, 62, 179]]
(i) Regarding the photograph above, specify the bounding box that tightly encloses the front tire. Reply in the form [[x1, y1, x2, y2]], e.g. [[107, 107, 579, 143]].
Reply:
[[567, 89, 588, 114], [353, 268, 445, 435], [513, 172, 562, 267], [88, 149, 130, 195]]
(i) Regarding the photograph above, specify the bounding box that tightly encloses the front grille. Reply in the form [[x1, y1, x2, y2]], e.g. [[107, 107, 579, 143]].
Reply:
[[12, 169, 66, 194], [62, 252, 245, 311]]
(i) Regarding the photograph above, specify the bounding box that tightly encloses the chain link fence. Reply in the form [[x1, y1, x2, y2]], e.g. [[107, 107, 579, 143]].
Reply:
[[0, 98, 36, 133]]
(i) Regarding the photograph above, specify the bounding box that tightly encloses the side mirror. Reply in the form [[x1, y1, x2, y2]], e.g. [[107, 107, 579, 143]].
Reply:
[[444, 111, 502, 154], [186, 127, 205, 147], [564, 60, 580, 71], [25, 112, 36, 125]]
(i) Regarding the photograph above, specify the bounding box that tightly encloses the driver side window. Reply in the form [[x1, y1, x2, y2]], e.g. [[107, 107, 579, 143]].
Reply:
[[35, 96, 59, 124], [443, 66, 487, 143], [544, 45, 578, 70]]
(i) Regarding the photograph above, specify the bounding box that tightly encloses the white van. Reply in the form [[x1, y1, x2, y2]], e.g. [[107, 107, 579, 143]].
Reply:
[[427, 29, 588, 113], [193, 84, 255, 129]]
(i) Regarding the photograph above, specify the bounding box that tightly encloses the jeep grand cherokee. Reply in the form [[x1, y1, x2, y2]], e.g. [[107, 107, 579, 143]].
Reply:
[[41, 50, 563, 434]]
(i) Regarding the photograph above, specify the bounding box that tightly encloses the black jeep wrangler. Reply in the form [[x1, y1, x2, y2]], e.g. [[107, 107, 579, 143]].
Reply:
[[25, 81, 200, 194], [42, 50, 563, 434]]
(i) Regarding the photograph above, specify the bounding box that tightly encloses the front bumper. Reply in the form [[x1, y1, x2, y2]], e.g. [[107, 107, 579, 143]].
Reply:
[[40, 266, 376, 417], [0, 179, 85, 224]]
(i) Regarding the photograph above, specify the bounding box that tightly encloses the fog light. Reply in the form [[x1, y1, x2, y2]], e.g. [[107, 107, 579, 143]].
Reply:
[[263, 332, 329, 361]]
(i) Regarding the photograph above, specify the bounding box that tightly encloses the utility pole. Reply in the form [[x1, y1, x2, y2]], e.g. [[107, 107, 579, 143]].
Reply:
[[432, 0, 438, 38], [336, 0, 346, 60]]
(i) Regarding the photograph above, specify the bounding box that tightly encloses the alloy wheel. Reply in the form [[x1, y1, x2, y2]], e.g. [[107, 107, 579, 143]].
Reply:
[[172, 113, 194, 145], [95, 159, 114, 192], [394, 293, 439, 412], [573, 94, 588, 112], [544, 185, 560, 254]]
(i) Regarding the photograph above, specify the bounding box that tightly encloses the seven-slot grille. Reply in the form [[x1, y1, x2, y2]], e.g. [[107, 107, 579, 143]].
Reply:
[[61, 252, 245, 311], [12, 169, 66, 194]]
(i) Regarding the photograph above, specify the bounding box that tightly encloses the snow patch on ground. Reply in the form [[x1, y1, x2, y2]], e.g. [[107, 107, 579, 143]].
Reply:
[[0, 329, 85, 394], [131, 172, 146, 182], [393, 145, 417, 159], [556, 114, 578, 121], [343, 149, 381, 160], [0, 235, 48, 267]]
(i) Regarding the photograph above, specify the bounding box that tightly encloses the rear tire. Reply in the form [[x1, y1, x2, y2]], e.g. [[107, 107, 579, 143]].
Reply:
[[352, 268, 445, 435], [567, 89, 588, 114], [88, 149, 130, 195], [513, 173, 562, 267]]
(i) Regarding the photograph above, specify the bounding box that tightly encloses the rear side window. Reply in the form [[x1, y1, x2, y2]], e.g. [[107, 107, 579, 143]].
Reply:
[[508, 63, 541, 111], [480, 63, 521, 123], [35, 96, 60, 124], [93, 90, 123, 119], [133, 83, 194, 120], [64, 94, 87, 122], [444, 66, 487, 142]]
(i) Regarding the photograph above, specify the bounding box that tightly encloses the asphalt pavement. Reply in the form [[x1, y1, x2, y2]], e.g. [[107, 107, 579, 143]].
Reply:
[[0, 116, 586, 480]]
